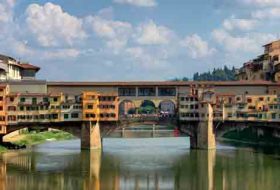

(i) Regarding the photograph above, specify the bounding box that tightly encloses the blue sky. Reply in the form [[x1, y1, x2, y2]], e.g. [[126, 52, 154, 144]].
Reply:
[[0, 0, 279, 81]]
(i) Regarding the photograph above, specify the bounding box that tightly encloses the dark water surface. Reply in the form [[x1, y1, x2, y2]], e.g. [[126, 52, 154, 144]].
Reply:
[[1, 137, 280, 190]]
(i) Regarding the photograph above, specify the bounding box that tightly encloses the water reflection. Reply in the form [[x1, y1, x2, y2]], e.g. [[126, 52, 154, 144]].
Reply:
[[0, 138, 280, 190]]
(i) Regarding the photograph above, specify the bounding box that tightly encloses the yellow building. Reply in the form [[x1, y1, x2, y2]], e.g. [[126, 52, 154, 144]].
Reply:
[[0, 85, 7, 134], [82, 92, 100, 121], [82, 92, 119, 122]]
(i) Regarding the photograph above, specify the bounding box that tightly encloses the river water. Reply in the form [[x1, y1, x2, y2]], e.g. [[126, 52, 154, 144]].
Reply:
[[1, 137, 280, 190]]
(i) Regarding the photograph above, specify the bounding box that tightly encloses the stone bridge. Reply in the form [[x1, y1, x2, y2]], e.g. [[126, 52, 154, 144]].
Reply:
[[2, 103, 280, 150]]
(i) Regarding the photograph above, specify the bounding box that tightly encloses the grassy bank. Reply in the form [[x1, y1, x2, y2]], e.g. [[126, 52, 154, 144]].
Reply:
[[14, 130, 74, 146], [0, 145, 6, 153]]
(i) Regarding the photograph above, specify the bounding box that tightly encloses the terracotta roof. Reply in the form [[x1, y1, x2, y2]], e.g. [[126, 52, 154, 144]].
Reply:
[[47, 80, 280, 87], [18, 63, 40, 71], [263, 39, 280, 47]]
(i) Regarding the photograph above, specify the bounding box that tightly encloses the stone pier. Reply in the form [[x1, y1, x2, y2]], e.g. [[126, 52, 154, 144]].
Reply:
[[81, 121, 102, 150], [81, 150, 102, 190], [191, 103, 216, 149]]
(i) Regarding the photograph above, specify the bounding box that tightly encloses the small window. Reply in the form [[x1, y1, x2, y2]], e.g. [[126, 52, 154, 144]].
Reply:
[[32, 98, 37, 104], [53, 97, 58, 102], [64, 114, 69, 119], [87, 104, 93, 109], [20, 97, 25, 103], [71, 113, 79, 118]]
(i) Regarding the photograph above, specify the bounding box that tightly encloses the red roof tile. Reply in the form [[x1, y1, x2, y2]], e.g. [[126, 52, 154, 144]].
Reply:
[[18, 63, 40, 71]]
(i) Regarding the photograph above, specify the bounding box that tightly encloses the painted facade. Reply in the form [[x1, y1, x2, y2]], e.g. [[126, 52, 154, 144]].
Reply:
[[236, 40, 280, 82], [0, 54, 40, 81]]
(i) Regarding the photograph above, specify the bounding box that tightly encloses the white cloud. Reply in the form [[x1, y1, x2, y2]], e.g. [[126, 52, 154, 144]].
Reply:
[[252, 8, 280, 19], [135, 20, 174, 45], [85, 16, 132, 52], [212, 29, 277, 53], [42, 49, 80, 59], [181, 34, 216, 59], [25, 2, 86, 47], [114, 0, 157, 7], [239, 0, 280, 7], [223, 17, 258, 31], [125, 47, 167, 69], [0, 0, 15, 23]]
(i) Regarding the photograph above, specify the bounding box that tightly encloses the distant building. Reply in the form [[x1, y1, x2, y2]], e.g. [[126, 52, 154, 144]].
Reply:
[[236, 39, 280, 82], [0, 54, 40, 80]]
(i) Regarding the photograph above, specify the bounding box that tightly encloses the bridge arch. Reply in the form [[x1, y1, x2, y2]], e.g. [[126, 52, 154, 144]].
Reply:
[[119, 100, 136, 116], [139, 100, 156, 114], [159, 100, 176, 115]]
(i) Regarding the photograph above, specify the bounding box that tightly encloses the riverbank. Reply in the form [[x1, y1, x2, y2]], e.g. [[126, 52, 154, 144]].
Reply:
[[0, 145, 6, 153], [0, 131, 74, 153], [13, 131, 74, 146]]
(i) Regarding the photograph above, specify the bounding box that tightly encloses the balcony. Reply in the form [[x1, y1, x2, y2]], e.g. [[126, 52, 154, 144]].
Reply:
[[273, 61, 280, 72]]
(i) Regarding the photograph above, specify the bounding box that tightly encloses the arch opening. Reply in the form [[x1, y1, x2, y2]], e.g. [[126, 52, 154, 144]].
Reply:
[[119, 100, 136, 117], [139, 100, 156, 114], [159, 100, 176, 117]]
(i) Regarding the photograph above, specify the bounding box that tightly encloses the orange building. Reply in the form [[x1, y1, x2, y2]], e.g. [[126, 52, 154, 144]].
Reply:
[[82, 92, 119, 122], [98, 93, 119, 121]]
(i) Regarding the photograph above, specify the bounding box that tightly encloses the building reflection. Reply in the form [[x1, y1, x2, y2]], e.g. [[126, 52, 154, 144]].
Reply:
[[1, 145, 280, 190]]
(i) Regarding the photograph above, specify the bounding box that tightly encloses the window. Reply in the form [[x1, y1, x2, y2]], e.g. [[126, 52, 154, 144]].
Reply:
[[20, 97, 25, 103], [259, 97, 264, 101], [71, 113, 79, 118], [9, 97, 14, 102], [0, 96, 3, 101], [8, 106, 16, 111], [53, 97, 58, 102], [87, 104, 93, 109], [32, 98, 37, 104], [272, 113, 276, 119], [138, 87, 156, 96], [247, 98, 252, 103], [20, 106, 24, 111], [52, 114, 58, 119], [62, 105, 70, 109], [64, 114, 69, 119], [8, 115, 16, 121], [118, 88, 136, 96], [43, 97, 48, 102], [86, 113, 95, 118], [158, 88, 176, 96]]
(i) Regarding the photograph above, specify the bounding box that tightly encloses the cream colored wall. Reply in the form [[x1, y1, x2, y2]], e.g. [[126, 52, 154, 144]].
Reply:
[[48, 86, 118, 95], [8, 83, 47, 94], [7, 62, 21, 80], [215, 86, 268, 95]]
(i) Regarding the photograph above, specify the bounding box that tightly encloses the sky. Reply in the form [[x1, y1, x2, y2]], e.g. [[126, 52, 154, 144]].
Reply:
[[0, 0, 279, 81]]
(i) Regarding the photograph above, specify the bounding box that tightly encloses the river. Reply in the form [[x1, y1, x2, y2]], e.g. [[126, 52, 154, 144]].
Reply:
[[1, 137, 280, 190]]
